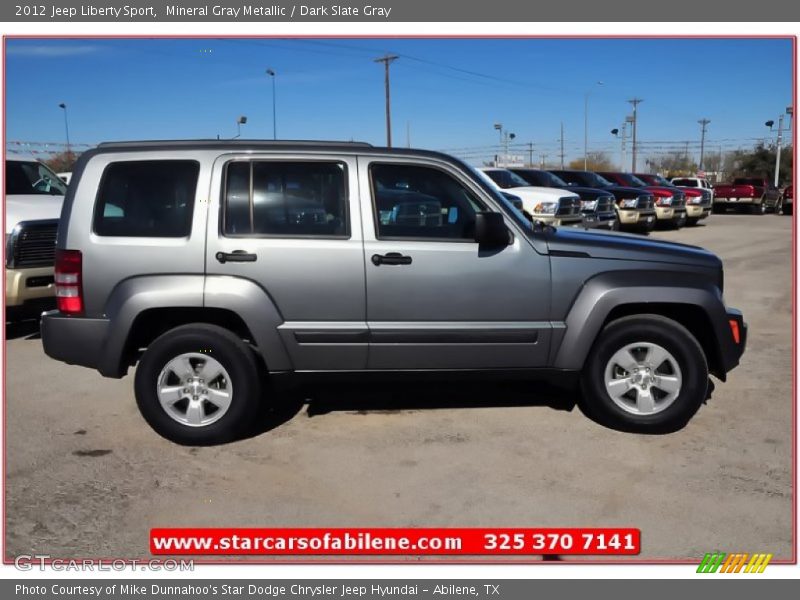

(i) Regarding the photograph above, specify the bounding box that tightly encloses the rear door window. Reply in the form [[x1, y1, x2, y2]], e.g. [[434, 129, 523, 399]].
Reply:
[[93, 160, 199, 237], [223, 161, 348, 238]]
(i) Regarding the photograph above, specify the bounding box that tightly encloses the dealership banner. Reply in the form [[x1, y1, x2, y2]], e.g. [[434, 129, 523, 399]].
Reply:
[[4, 0, 800, 22]]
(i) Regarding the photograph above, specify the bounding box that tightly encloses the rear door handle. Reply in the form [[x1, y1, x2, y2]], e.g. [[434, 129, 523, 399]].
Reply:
[[371, 252, 412, 266], [216, 250, 257, 264]]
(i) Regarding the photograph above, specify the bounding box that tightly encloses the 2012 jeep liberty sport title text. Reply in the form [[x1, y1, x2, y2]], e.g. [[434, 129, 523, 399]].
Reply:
[[40, 140, 746, 445]]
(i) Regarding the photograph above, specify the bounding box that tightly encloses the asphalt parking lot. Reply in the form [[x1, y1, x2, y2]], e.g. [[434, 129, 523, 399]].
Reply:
[[4, 213, 794, 561]]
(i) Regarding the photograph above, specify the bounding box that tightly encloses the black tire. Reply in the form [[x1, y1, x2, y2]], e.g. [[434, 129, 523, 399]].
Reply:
[[686, 217, 699, 226], [712, 204, 725, 214], [774, 197, 783, 215], [579, 315, 709, 432], [134, 324, 262, 445], [750, 199, 766, 215], [673, 211, 687, 228]]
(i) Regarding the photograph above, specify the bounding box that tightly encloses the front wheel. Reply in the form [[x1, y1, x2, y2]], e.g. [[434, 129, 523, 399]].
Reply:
[[580, 315, 709, 432], [774, 197, 783, 215], [134, 324, 262, 445], [674, 211, 687, 228], [750, 199, 767, 215]]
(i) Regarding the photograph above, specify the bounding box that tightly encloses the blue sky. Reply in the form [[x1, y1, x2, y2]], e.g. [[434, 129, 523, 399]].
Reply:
[[4, 37, 794, 166]]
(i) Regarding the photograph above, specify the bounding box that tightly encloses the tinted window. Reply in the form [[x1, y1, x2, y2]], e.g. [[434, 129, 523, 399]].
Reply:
[[371, 164, 485, 240], [672, 178, 697, 187], [94, 160, 198, 237], [224, 161, 348, 237], [483, 170, 508, 188], [6, 160, 67, 196]]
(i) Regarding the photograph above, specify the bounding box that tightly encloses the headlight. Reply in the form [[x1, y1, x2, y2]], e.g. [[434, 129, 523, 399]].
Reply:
[[620, 198, 638, 208], [689, 196, 703, 204], [656, 195, 673, 206], [533, 202, 558, 214], [581, 200, 597, 211]]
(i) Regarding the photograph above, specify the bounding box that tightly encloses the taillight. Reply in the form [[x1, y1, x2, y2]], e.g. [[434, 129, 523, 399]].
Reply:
[[55, 249, 83, 314]]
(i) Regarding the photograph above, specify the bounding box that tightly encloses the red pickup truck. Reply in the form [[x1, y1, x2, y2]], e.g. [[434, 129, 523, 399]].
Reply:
[[713, 177, 781, 214]]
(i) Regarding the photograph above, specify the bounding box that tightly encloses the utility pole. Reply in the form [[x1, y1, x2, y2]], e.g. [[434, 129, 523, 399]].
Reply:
[[628, 98, 643, 172], [540, 153, 547, 169], [374, 54, 398, 147], [774, 113, 785, 188], [698, 118, 710, 171], [58, 103, 70, 156], [527, 142, 534, 167], [559, 122, 565, 169], [406, 121, 411, 148]]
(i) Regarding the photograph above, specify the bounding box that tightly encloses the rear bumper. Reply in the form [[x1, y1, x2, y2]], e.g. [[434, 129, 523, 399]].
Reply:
[[40, 311, 121, 377], [715, 197, 756, 204]]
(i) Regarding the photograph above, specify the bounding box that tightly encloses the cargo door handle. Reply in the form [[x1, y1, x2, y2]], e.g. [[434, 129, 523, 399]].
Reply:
[[216, 250, 257, 264], [371, 252, 412, 266]]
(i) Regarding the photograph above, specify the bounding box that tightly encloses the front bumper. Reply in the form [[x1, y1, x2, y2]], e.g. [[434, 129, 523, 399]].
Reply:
[[617, 208, 641, 225], [686, 204, 711, 219], [720, 308, 747, 376], [654, 206, 675, 220], [6, 266, 56, 307], [582, 211, 617, 229], [535, 215, 584, 227]]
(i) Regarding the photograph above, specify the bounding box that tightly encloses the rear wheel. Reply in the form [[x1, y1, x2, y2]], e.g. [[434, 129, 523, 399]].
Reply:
[[134, 324, 262, 445], [774, 196, 783, 215], [580, 315, 709, 432]]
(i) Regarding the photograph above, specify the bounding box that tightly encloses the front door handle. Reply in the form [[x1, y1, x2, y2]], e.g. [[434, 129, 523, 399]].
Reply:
[[371, 252, 412, 266], [216, 250, 257, 264]]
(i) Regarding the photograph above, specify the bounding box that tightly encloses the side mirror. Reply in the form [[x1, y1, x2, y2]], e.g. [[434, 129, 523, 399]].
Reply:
[[474, 212, 510, 247]]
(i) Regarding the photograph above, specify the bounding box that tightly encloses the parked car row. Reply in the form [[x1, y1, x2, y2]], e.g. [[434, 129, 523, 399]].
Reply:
[[480, 167, 711, 234]]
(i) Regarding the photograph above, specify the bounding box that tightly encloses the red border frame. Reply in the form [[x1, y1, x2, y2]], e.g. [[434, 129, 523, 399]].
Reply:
[[2, 33, 796, 567]]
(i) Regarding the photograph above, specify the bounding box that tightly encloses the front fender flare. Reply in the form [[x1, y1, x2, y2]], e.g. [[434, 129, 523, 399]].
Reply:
[[552, 270, 725, 370]]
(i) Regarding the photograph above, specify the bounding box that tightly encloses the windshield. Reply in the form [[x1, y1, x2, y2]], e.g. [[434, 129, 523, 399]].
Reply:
[[554, 170, 613, 188], [517, 170, 569, 187], [612, 173, 647, 187], [502, 170, 534, 189], [650, 175, 673, 186], [671, 178, 697, 187], [6, 160, 67, 196]]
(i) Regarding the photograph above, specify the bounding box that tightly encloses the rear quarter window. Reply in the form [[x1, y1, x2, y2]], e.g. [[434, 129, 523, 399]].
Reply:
[[93, 160, 199, 237]]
